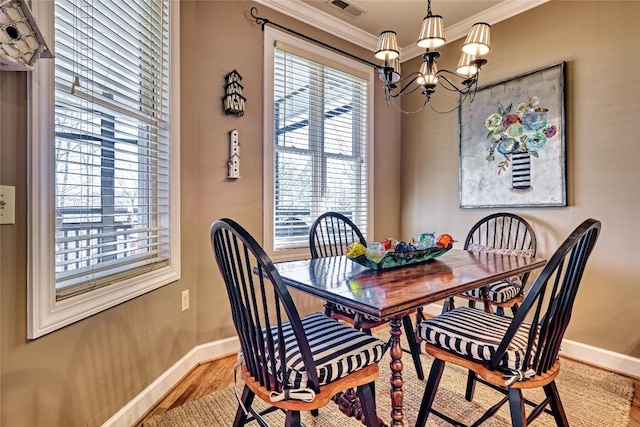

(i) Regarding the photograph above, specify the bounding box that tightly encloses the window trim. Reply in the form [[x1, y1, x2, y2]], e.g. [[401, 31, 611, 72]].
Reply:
[[263, 27, 374, 262], [27, 0, 181, 339]]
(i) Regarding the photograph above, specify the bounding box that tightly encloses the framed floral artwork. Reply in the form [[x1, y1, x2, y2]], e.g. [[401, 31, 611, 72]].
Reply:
[[459, 62, 566, 208]]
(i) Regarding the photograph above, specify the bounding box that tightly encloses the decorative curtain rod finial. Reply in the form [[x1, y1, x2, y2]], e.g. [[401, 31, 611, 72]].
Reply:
[[250, 7, 269, 30], [249, 7, 380, 70]]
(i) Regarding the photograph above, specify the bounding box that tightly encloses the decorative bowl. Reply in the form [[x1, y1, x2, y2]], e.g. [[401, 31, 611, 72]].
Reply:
[[348, 245, 451, 270]]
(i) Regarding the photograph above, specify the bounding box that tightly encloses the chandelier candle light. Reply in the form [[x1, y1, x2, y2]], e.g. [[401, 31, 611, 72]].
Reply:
[[376, 0, 491, 114]]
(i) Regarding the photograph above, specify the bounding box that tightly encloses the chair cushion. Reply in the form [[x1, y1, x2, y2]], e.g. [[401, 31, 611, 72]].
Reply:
[[462, 277, 522, 303], [463, 244, 533, 303], [466, 243, 534, 258], [333, 304, 383, 322], [268, 312, 385, 389], [416, 306, 533, 371]]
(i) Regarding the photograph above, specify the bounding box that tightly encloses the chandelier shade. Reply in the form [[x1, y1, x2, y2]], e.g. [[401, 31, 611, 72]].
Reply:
[[417, 14, 445, 49], [462, 22, 491, 56], [375, 0, 492, 114], [387, 56, 402, 83], [374, 30, 399, 60], [417, 60, 438, 87], [456, 53, 479, 77]]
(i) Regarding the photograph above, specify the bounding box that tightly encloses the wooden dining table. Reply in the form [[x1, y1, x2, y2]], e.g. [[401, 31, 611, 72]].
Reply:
[[273, 248, 546, 427]]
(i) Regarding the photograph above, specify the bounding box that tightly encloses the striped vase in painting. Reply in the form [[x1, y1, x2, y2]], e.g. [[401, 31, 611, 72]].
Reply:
[[511, 152, 531, 190]]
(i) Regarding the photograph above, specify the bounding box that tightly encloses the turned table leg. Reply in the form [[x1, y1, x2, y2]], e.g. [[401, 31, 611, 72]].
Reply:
[[389, 317, 404, 427]]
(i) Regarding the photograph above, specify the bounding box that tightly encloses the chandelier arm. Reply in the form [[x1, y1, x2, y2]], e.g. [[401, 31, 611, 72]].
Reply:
[[250, 7, 381, 70], [436, 71, 476, 95], [429, 91, 471, 115], [384, 72, 431, 98], [388, 96, 429, 115], [467, 76, 480, 102], [388, 82, 427, 98]]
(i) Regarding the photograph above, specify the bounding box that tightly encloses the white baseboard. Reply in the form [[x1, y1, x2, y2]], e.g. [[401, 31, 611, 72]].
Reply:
[[105, 306, 639, 426], [559, 339, 640, 378], [102, 336, 240, 427]]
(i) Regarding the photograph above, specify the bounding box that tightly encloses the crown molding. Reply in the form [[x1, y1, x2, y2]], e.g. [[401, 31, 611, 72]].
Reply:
[[252, 0, 379, 51], [254, 0, 550, 64]]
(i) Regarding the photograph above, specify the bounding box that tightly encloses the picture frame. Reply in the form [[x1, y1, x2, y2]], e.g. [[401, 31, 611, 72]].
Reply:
[[459, 62, 566, 208]]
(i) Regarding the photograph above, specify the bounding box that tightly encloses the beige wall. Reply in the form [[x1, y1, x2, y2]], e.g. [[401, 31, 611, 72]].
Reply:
[[2, 1, 637, 425], [0, 1, 400, 425], [401, 1, 640, 357]]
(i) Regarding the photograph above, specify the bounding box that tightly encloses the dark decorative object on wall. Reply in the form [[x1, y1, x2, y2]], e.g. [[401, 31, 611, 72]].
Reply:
[[222, 70, 246, 117], [459, 62, 566, 208]]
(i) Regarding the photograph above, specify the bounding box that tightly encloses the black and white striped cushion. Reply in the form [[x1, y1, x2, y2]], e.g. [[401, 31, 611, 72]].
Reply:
[[333, 304, 382, 322], [416, 306, 532, 370], [463, 277, 522, 303], [464, 244, 533, 304], [267, 312, 385, 388]]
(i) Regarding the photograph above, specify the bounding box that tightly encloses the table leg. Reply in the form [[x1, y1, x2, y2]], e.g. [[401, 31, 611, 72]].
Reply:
[[389, 317, 404, 426]]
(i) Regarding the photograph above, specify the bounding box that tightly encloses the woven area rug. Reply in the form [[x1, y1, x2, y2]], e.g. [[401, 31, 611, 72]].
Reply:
[[144, 344, 633, 427]]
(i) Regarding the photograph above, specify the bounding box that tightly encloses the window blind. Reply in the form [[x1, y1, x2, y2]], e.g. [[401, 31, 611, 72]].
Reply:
[[273, 47, 368, 250], [53, 0, 171, 299]]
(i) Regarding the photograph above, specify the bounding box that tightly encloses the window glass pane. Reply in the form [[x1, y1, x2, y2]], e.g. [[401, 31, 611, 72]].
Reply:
[[53, 0, 170, 296], [272, 46, 368, 251]]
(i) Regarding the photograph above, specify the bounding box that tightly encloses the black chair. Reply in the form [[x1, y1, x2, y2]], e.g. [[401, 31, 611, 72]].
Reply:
[[211, 218, 386, 427], [415, 219, 601, 427], [445, 212, 537, 316], [309, 211, 425, 381]]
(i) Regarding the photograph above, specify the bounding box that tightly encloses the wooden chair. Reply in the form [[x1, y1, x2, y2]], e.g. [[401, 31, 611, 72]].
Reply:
[[445, 212, 537, 316], [309, 211, 425, 381], [211, 218, 386, 427], [415, 218, 601, 427]]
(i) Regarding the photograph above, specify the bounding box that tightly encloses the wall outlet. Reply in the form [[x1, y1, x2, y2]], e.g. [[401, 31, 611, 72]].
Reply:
[[181, 289, 189, 312], [0, 185, 16, 225]]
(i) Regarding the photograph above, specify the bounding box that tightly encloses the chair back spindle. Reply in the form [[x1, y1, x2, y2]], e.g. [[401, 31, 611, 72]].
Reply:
[[489, 219, 601, 374], [211, 219, 320, 394], [465, 212, 537, 287], [309, 212, 366, 259]]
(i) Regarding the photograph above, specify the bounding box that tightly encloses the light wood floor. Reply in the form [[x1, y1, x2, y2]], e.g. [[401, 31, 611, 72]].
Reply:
[[136, 353, 640, 426]]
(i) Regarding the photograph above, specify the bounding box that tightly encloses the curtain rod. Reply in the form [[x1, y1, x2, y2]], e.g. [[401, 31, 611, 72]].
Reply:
[[250, 7, 381, 70]]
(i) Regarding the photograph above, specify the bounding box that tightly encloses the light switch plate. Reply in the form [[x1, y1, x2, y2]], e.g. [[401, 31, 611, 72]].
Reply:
[[0, 185, 16, 225]]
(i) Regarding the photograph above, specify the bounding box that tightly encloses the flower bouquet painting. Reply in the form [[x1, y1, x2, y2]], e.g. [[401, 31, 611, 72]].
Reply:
[[459, 62, 566, 208], [484, 96, 558, 189]]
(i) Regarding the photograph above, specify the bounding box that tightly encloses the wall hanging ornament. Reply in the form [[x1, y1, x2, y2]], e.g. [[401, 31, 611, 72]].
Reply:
[[227, 129, 240, 179], [222, 70, 246, 117]]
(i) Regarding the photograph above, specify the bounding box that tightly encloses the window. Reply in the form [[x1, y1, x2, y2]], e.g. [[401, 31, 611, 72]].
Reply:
[[263, 27, 373, 259], [28, 0, 180, 339]]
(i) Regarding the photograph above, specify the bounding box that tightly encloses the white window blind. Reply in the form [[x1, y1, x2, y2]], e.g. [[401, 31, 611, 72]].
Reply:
[[53, 0, 170, 299], [272, 45, 369, 251]]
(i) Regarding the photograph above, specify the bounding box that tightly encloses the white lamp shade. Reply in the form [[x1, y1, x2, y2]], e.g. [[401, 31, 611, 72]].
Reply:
[[456, 53, 478, 77], [375, 30, 399, 60], [417, 60, 438, 86], [417, 15, 445, 49], [462, 22, 491, 56], [387, 56, 401, 83]]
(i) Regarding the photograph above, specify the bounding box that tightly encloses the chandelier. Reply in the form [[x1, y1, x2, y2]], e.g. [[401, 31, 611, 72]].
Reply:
[[375, 0, 491, 114]]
